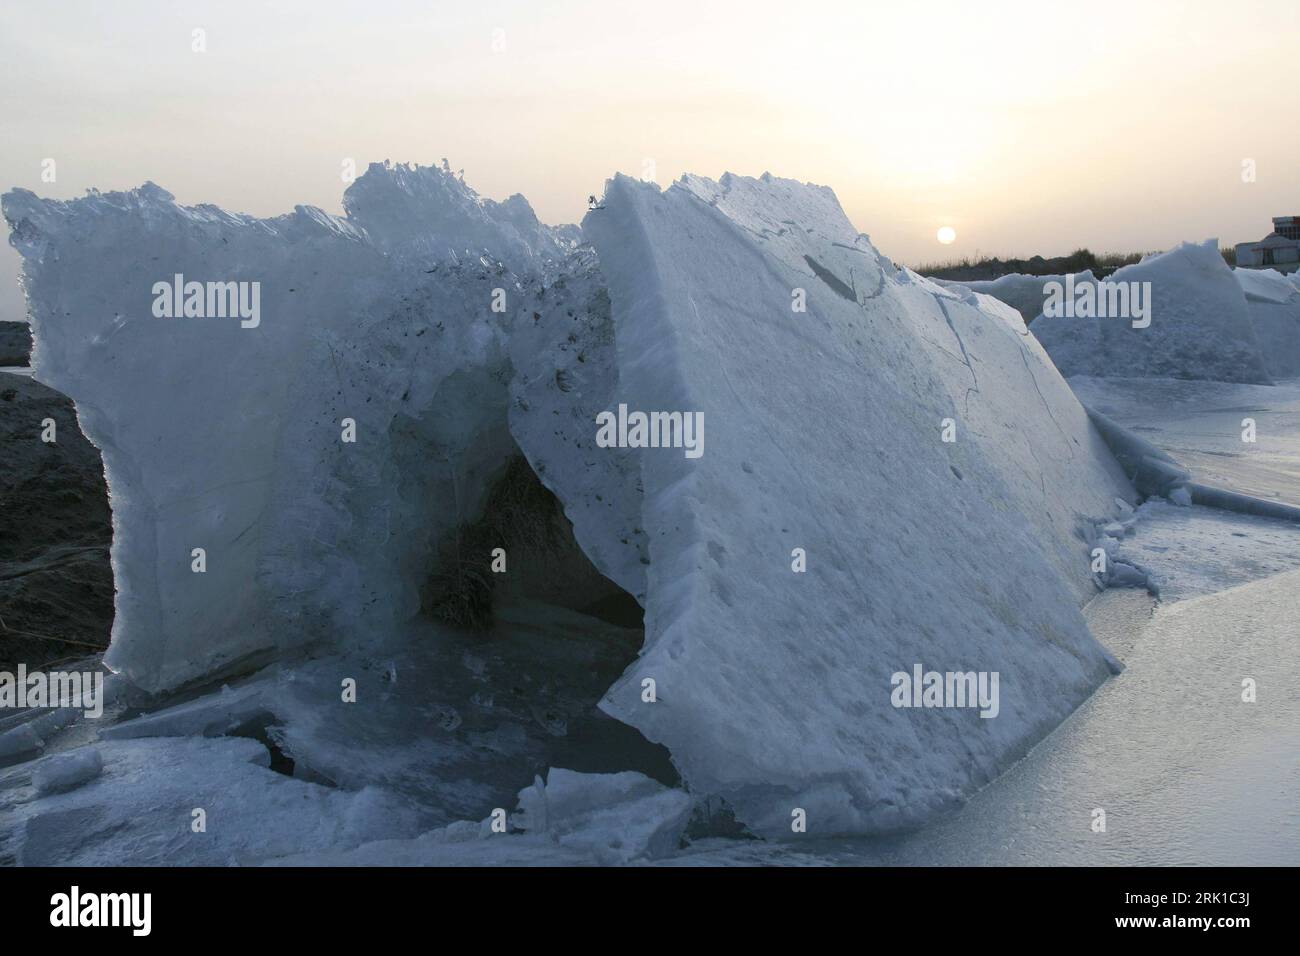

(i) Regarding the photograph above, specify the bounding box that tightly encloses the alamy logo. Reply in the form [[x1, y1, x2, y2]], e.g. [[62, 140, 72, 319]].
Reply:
[[152, 274, 261, 328], [0, 666, 104, 718], [595, 403, 704, 459], [890, 664, 999, 718], [50, 886, 151, 936], [1043, 274, 1151, 329]]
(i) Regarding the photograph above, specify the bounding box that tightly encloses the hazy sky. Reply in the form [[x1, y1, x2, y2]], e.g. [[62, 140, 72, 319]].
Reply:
[[2, 0, 1298, 323]]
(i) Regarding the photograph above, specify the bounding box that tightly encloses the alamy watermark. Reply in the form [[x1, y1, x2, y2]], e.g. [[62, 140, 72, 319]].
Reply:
[[890, 664, 999, 718], [152, 274, 261, 328], [50, 886, 151, 936], [0, 665, 104, 718], [595, 403, 704, 459], [1043, 274, 1151, 329]]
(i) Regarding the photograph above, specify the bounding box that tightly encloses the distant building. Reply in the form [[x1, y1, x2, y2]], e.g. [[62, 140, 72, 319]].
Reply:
[[1236, 216, 1300, 273]]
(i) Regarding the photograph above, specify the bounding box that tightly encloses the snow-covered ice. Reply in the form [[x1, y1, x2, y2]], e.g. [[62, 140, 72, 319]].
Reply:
[[1029, 242, 1272, 384], [1234, 266, 1300, 380], [510, 767, 692, 864], [265, 766, 691, 866], [3, 164, 573, 692], [955, 251, 1291, 386], [1, 736, 424, 866], [0, 722, 44, 760], [31, 748, 103, 795]]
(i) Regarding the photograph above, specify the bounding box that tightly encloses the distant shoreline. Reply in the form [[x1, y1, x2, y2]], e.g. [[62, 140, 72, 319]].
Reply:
[[915, 246, 1236, 282]]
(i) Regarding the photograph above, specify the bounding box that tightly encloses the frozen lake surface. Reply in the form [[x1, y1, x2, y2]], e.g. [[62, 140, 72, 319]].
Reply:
[[1071, 375, 1300, 505], [1116, 499, 1300, 602]]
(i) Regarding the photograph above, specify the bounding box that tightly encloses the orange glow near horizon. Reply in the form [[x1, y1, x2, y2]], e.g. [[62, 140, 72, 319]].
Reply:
[[2, 0, 1298, 321]]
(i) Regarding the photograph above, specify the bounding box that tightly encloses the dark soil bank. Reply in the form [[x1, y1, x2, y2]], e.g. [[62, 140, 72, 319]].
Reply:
[[0, 372, 113, 670], [0, 321, 32, 366]]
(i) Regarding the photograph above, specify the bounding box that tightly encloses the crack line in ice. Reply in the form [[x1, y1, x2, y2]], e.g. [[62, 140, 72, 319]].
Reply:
[[1016, 344, 1075, 462], [931, 293, 980, 413], [161, 473, 278, 512]]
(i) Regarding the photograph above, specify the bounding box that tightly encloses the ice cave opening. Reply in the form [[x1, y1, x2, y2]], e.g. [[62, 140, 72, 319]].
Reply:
[[410, 445, 676, 789], [420, 454, 642, 632], [88, 433, 677, 823]]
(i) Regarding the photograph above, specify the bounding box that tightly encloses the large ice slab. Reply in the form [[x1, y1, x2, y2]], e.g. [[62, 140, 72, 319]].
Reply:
[[3, 164, 568, 691], [1235, 267, 1300, 380], [580, 172, 1134, 836]]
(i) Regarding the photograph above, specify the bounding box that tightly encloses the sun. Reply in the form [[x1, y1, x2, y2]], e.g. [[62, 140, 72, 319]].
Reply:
[[937, 226, 957, 245]]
